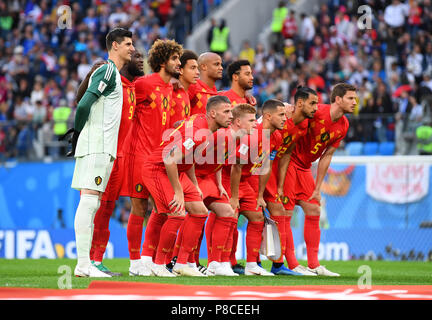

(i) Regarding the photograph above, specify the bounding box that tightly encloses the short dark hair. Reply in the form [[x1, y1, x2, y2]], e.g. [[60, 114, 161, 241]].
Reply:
[[330, 83, 357, 103], [206, 95, 231, 112], [294, 86, 317, 103], [262, 98, 284, 114], [106, 28, 132, 51], [180, 49, 198, 68], [227, 60, 251, 81]]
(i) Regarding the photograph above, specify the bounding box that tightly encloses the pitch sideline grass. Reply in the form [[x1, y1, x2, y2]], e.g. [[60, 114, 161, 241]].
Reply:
[[0, 259, 430, 289]]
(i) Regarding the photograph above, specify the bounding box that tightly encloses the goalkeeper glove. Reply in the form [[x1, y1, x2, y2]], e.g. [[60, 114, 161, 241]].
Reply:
[[58, 128, 80, 157]]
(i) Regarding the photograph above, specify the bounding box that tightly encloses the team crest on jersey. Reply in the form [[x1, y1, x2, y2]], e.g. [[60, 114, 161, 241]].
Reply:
[[162, 97, 169, 109], [283, 135, 292, 145], [95, 176, 102, 186], [321, 132, 330, 142], [135, 184, 143, 193], [281, 196, 289, 204]]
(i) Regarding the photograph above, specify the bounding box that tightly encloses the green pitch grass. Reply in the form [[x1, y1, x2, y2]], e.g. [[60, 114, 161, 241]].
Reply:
[[0, 259, 431, 289]]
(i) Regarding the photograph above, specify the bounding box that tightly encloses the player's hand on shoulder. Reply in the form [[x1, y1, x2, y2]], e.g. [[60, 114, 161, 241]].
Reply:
[[245, 91, 257, 106], [284, 103, 294, 118]]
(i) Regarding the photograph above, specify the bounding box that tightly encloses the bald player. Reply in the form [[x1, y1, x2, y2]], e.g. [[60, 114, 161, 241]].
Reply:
[[188, 52, 222, 115]]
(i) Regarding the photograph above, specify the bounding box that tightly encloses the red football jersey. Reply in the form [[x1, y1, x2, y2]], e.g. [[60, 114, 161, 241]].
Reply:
[[272, 118, 308, 165], [226, 123, 282, 178], [170, 86, 191, 127], [194, 128, 235, 176], [291, 104, 349, 169], [117, 75, 136, 157], [145, 113, 213, 173], [122, 73, 173, 157], [188, 79, 218, 115], [218, 89, 247, 106]]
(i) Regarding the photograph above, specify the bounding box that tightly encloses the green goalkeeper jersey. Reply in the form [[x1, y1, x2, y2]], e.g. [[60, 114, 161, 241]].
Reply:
[[75, 59, 123, 158]]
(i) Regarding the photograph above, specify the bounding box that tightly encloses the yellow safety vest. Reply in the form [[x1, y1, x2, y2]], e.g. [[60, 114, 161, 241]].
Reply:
[[53, 106, 71, 135], [210, 27, 229, 53], [271, 7, 288, 32]]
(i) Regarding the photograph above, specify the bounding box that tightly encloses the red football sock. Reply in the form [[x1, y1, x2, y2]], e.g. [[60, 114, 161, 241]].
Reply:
[[154, 215, 184, 265], [230, 227, 239, 266], [193, 226, 205, 265], [211, 216, 232, 262], [171, 214, 187, 262], [91, 200, 115, 262], [176, 214, 207, 264], [271, 215, 286, 264], [126, 213, 144, 260], [205, 212, 216, 263], [304, 215, 321, 269], [141, 210, 167, 259], [246, 220, 264, 263], [285, 216, 299, 269], [221, 217, 237, 262], [285, 215, 299, 269]]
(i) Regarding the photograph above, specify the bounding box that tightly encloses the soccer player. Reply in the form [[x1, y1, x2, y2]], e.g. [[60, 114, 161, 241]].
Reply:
[[148, 49, 199, 273], [120, 39, 182, 276], [223, 99, 287, 276], [170, 50, 200, 127], [262, 86, 318, 276], [192, 104, 258, 276], [70, 28, 134, 277], [216, 59, 255, 273], [284, 83, 358, 276], [83, 51, 145, 276], [219, 59, 254, 106], [141, 95, 233, 276], [188, 52, 222, 115]]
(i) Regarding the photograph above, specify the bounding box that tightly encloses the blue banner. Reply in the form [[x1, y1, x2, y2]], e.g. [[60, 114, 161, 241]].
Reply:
[[0, 227, 430, 261]]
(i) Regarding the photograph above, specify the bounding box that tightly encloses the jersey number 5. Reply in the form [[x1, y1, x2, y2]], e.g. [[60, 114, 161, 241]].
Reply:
[[311, 142, 322, 154]]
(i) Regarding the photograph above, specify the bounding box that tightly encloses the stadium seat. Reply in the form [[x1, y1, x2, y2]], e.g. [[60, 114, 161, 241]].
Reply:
[[345, 142, 364, 155], [378, 142, 395, 155], [363, 142, 379, 155]]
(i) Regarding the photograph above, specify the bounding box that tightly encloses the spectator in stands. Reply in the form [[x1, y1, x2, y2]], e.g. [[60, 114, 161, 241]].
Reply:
[[239, 40, 255, 65], [270, 1, 288, 53], [282, 9, 297, 41], [384, 0, 409, 28], [170, 0, 187, 45], [210, 19, 230, 57]]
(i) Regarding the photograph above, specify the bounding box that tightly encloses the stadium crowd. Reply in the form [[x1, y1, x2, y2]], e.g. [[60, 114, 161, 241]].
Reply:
[[1, 0, 432, 161]]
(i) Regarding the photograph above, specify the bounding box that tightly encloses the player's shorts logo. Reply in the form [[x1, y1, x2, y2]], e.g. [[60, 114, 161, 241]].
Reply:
[[135, 183, 143, 193], [321, 132, 330, 142], [95, 176, 102, 186], [162, 97, 169, 109]]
